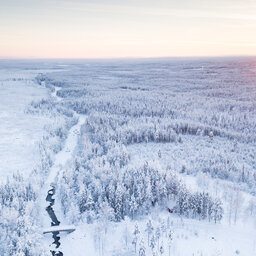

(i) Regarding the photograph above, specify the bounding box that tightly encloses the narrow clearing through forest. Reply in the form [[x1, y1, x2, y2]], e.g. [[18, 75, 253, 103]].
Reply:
[[42, 85, 86, 255]]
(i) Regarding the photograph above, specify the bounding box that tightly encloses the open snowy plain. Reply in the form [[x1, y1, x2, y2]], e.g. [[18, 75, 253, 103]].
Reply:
[[0, 58, 256, 256]]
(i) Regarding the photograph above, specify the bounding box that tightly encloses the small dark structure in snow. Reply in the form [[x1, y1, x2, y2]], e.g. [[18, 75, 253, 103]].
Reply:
[[168, 208, 173, 213]]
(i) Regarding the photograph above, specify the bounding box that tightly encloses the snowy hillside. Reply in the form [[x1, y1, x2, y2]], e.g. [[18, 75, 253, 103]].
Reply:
[[0, 57, 256, 256]]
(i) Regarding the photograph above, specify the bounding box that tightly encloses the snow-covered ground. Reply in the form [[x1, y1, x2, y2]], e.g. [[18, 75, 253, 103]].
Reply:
[[0, 69, 52, 180], [60, 212, 256, 256]]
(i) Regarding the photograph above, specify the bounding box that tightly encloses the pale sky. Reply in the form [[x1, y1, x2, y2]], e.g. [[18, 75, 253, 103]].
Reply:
[[1, 0, 256, 58]]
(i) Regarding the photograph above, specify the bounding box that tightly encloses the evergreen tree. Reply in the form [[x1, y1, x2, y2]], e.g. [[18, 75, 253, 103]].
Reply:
[[155, 227, 161, 250], [115, 183, 124, 221], [78, 187, 87, 213], [160, 241, 164, 255], [132, 223, 140, 253], [150, 235, 156, 252], [168, 229, 173, 256], [130, 194, 138, 219], [139, 239, 146, 256], [145, 219, 154, 246]]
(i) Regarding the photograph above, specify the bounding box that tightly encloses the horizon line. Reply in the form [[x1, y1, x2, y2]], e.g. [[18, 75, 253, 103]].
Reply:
[[0, 54, 256, 61]]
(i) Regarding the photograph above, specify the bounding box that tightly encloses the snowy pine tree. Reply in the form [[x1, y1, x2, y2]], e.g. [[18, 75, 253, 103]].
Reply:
[[146, 219, 154, 246]]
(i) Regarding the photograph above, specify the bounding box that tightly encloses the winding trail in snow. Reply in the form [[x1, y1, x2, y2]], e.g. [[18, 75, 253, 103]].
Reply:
[[42, 85, 86, 255]]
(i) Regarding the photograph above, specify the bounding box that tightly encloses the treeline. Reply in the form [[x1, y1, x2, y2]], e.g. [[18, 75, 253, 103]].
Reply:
[[59, 160, 223, 223]]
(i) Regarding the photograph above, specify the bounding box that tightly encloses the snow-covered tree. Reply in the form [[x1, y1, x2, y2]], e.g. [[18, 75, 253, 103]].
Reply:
[[130, 194, 138, 219], [168, 229, 173, 256], [150, 235, 156, 252], [160, 241, 164, 255], [139, 239, 146, 256], [132, 223, 140, 253], [155, 226, 161, 250], [145, 219, 154, 246]]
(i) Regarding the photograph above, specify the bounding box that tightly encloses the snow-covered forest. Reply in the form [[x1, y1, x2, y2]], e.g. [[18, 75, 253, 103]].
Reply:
[[1, 58, 256, 255]]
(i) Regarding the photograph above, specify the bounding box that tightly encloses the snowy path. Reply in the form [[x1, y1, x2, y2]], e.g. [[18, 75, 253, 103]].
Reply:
[[42, 85, 86, 198], [41, 85, 86, 254], [44, 114, 86, 189], [44, 85, 86, 190]]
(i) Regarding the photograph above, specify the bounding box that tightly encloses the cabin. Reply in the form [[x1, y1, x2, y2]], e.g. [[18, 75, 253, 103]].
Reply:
[[168, 208, 173, 213], [167, 201, 175, 214]]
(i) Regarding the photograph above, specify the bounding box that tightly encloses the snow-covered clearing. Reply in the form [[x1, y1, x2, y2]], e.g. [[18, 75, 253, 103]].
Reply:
[[0, 69, 53, 180], [60, 210, 256, 256], [127, 137, 256, 177]]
